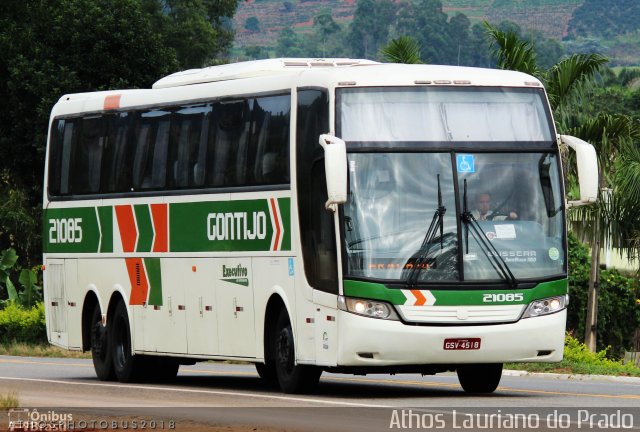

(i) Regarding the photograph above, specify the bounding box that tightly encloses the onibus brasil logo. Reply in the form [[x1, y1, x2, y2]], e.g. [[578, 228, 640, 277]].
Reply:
[[221, 264, 249, 286]]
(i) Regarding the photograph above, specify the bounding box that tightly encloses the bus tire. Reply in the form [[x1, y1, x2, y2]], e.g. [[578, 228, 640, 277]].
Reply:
[[255, 362, 278, 387], [456, 363, 503, 393], [273, 309, 322, 394], [110, 300, 146, 383], [90, 303, 115, 381]]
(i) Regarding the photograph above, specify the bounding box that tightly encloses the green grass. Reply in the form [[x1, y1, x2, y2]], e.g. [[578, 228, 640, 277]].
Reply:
[[507, 334, 640, 377], [0, 342, 90, 358], [0, 392, 19, 408]]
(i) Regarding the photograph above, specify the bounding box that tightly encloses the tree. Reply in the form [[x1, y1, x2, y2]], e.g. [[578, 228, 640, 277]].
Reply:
[[245, 16, 260, 32], [380, 36, 423, 64], [276, 28, 306, 58], [0, 0, 240, 265], [393, 0, 453, 64], [303, 12, 348, 58], [485, 21, 640, 352], [142, 0, 239, 68], [348, 0, 397, 59]]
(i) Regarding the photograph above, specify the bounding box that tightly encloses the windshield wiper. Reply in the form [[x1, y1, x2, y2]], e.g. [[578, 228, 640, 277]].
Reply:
[[461, 179, 517, 288], [406, 174, 446, 287]]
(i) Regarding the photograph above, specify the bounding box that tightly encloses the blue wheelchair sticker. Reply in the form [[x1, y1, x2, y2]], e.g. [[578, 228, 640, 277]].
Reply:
[[456, 154, 475, 173], [288, 258, 295, 276]]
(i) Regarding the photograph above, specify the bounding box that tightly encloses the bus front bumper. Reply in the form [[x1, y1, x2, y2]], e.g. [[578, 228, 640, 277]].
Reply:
[[336, 309, 566, 366]]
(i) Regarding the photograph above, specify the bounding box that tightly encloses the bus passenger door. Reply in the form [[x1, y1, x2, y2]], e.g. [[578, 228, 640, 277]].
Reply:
[[215, 258, 255, 357]]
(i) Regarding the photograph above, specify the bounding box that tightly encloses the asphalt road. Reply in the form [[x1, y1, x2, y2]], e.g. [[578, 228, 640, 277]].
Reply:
[[1, 355, 639, 431]]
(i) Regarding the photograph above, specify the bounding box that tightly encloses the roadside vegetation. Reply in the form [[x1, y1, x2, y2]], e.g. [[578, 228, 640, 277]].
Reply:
[[507, 334, 640, 377], [0, 392, 19, 409]]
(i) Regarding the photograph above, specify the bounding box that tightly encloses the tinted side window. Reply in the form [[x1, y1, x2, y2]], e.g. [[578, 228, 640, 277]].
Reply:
[[102, 112, 135, 193], [169, 104, 212, 189], [48, 119, 66, 196], [296, 89, 337, 293], [208, 100, 250, 187], [132, 110, 171, 190], [48, 118, 80, 196], [252, 95, 290, 185], [67, 116, 106, 195]]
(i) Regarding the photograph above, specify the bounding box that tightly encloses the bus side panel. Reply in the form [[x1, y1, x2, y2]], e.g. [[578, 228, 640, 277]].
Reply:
[[43, 258, 69, 349], [64, 259, 81, 349], [252, 256, 298, 361]]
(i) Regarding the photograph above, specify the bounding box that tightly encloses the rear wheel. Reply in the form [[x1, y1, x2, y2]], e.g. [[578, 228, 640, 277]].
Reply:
[[110, 301, 147, 383], [456, 363, 503, 393], [90, 303, 114, 381], [255, 362, 278, 387], [273, 309, 321, 394]]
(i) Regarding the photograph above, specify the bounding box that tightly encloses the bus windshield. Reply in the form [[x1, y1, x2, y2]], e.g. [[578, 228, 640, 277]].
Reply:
[[343, 152, 565, 284], [337, 86, 553, 144]]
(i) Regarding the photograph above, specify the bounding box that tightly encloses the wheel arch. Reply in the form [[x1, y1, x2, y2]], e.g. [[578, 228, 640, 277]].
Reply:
[[81, 289, 100, 352], [262, 293, 288, 364], [106, 286, 128, 325]]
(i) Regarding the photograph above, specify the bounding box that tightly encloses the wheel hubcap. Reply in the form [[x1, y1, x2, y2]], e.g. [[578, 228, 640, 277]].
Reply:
[[276, 328, 294, 374]]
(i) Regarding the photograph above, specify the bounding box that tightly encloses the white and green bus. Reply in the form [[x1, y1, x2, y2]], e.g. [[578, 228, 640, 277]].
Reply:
[[43, 58, 598, 394]]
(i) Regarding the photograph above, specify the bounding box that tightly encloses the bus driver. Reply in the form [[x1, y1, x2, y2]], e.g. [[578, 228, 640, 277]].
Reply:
[[472, 192, 518, 221]]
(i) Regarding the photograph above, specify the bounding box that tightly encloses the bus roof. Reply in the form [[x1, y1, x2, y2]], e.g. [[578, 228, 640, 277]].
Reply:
[[152, 58, 542, 89], [50, 59, 544, 118]]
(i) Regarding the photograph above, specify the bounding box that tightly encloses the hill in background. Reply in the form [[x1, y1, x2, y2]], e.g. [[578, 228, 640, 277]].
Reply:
[[232, 0, 640, 66]]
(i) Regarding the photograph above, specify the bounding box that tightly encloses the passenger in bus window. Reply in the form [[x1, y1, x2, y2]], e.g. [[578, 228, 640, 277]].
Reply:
[[472, 192, 518, 221]]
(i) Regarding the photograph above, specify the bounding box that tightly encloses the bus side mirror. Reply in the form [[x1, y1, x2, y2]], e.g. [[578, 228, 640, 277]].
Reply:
[[319, 134, 347, 211], [559, 134, 599, 206]]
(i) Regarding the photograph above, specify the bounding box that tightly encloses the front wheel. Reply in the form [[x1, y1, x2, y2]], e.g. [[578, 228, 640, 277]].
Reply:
[[90, 303, 115, 381], [273, 309, 321, 394], [456, 363, 503, 393]]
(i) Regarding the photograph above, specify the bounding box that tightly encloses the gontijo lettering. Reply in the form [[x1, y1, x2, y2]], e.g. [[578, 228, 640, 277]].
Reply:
[[207, 211, 267, 241]]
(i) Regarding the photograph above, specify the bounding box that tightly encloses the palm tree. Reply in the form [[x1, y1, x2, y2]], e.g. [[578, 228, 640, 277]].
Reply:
[[380, 36, 423, 64], [485, 22, 640, 352]]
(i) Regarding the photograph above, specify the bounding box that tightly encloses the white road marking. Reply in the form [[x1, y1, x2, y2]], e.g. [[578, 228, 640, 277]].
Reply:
[[0, 376, 391, 408]]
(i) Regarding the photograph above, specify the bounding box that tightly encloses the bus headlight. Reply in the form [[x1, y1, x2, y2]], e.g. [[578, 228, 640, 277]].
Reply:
[[522, 295, 568, 318], [338, 296, 399, 320]]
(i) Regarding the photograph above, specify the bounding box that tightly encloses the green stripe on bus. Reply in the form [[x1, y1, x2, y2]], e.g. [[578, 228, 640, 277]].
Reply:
[[343, 280, 408, 304], [145, 258, 163, 306], [169, 199, 290, 252], [278, 198, 291, 251], [134, 205, 153, 252], [429, 279, 567, 306], [343, 278, 567, 306], [44, 198, 291, 254], [43, 207, 101, 253], [97, 206, 113, 253]]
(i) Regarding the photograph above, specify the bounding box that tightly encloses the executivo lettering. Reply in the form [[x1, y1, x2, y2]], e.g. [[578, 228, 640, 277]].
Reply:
[[223, 264, 248, 278], [221, 264, 249, 286], [207, 211, 267, 241]]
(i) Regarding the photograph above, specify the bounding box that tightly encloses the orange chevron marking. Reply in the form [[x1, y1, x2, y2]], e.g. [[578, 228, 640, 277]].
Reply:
[[270, 198, 281, 251], [411, 289, 427, 306], [150, 203, 168, 252], [115, 205, 137, 253], [126, 258, 148, 305]]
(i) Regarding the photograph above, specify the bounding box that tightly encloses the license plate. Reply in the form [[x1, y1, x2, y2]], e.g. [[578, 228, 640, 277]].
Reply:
[[443, 338, 481, 350]]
